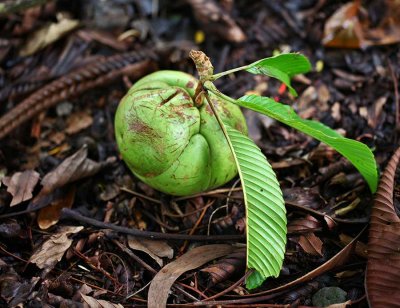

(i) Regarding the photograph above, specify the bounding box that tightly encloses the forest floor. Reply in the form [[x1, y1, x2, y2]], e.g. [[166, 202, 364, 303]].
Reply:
[[0, 0, 399, 307]]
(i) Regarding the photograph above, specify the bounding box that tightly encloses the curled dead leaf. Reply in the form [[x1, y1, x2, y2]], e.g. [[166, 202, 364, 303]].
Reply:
[[287, 215, 321, 234], [298, 232, 324, 257], [323, 1, 362, 48], [201, 248, 246, 286], [323, 0, 400, 48], [148, 244, 235, 308], [37, 185, 76, 229], [366, 147, 400, 307], [29, 226, 83, 269], [20, 17, 79, 56], [32, 146, 109, 207], [2, 170, 40, 207], [128, 236, 174, 267]]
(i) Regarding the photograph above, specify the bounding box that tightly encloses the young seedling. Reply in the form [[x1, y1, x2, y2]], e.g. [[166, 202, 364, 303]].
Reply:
[[115, 50, 378, 289]]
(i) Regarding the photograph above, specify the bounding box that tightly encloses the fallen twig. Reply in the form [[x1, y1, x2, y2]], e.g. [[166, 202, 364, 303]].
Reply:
[[60, 208, 245, 241]]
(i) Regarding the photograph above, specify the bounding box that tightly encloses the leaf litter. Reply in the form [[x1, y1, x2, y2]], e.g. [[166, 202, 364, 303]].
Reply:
[[29, 225, 83, 269], [0, 0, 398, 306], [127, 235, 174, 267], [148, 244, 235, 308], [2, 170, 40, 206], [366, 147, 400, 307]]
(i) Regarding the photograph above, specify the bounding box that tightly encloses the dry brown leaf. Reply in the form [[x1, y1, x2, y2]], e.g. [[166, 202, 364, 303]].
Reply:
[[299, 232, 323, 256], [201, 248, 246, 286], [323, 0, 400, 48], [366, 147, 400, 307], [65, 110, 93, 135], [20, 16, 79, 56], [37, 186, 76, 229], [323, 1, 363, 48], [29, 226, 83, 269], [363, 0, 400, 46], [80, 293, 123, 308], [186, 0, 246, 43], [2, 170, 40, 206], [33, 146, 103, 202], [287, 215, 321, 234], [148, 244, 235, 308], [128, 236, 174, 267]]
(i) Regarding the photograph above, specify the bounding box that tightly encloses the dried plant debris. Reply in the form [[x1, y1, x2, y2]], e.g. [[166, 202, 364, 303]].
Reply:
[[323, 0, 400, 48], [20, 16, 80, 56], [298, 232, 323, 257], [0, 264, 40, 307], [37, 185, 76, 229], [29, 225, 83, 269], [127, 236, 174, 267], [148, 244, 235, 308], [366, 147, 400, 307], [0, 1, 398, 306], [80, 293, 124, 308], [186, 0, 246, 43], [2, 170, 40, 206], [287, 215, 321, 234], [32, 146, 108, 206], [0, 50, 155, 140], [201, 248, 246, 286]]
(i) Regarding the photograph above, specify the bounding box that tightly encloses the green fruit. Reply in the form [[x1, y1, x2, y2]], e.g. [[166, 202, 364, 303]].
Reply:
[[115, 70, 247, 196]]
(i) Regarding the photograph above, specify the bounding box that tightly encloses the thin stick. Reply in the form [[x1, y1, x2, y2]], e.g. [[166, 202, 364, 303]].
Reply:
[[60, 208, 244, 241], [203, 269, 253, 301], [173, 187, 243, 201], [179, 200, 214, 253], [120, 187, 162, 204]]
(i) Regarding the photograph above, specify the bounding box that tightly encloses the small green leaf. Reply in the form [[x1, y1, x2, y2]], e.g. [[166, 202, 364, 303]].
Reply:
[[223, 125, 287, 288], [237, 94, 378, 192], [246, 270, 265, 290], [246, 53, 312, 96]]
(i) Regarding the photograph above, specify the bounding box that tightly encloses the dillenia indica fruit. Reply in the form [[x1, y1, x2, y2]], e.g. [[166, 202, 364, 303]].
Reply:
[[114, 70, 247, 196]]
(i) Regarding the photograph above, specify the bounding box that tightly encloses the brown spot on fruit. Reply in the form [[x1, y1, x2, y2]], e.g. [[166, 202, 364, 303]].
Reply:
[[186, 81, 194, 88], [129, 119, 159, 138], [144, 172, 157, 177], [221, 104, 232, 118]]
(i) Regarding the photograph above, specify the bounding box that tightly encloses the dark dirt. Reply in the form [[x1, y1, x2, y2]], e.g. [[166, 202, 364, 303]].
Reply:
[[0, 0, 399, 307]]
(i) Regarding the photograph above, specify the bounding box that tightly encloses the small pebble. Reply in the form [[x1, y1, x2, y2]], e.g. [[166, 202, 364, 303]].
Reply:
[[312, 287, 347, 307]]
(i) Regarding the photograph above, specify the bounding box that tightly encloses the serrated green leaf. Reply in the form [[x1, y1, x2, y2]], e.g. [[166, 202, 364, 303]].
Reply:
[[246, 53, 312, 96], [223, 125, 287, 288], [237, 94, 378, 192]]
